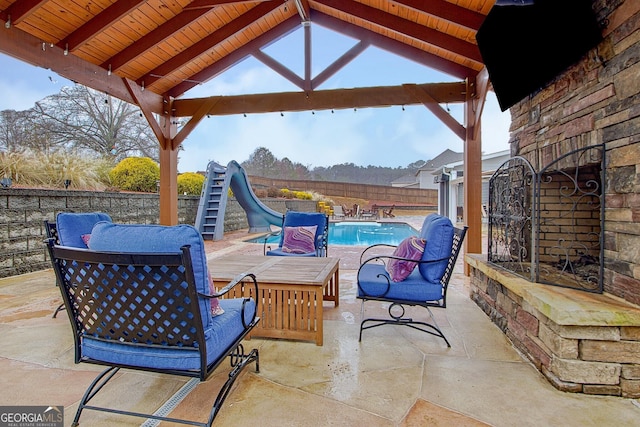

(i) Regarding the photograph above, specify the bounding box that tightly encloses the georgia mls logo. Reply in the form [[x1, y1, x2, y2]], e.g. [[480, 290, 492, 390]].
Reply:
[[0, 405, 63, 427]]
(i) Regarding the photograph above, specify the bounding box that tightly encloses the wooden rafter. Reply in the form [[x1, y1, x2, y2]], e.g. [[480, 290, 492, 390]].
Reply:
[[141, 1, 283, 90], [317, 0, 483, 63], [59, 0, 147, 53], [311, 11, 476, 80], [167, 16, 301, 98], [0, 0, 46, 26], [392, 0, 486, 31]]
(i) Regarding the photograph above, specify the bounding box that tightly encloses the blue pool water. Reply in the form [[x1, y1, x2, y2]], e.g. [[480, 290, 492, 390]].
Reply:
[[248, 221, 418, 246]]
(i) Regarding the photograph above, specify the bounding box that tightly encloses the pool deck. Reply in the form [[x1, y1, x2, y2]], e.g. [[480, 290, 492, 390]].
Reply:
[[1, 215, 639, 426]]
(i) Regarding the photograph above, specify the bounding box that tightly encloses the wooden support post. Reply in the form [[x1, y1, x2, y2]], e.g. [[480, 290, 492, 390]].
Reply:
[[463, 79, 483, 275]]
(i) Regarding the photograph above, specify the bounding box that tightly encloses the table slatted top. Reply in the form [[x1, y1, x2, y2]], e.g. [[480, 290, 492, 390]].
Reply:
[[210, 255, 339, 286]]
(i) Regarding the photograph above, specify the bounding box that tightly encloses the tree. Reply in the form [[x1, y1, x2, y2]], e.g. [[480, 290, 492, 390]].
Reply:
[[242, 147, 277, 177], [31, 85, 159, 161]]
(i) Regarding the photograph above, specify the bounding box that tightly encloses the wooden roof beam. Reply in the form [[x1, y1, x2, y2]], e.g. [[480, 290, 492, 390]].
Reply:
[[1, 0, 47, 26], [172, 82, 466, 116], [392, 0, 486, 31], [60, 0, 147, 53], [140, 1, 282, 89], [102, 6, 212, 71], [311, 11, 476, 80], [0, 20, 164, 113], [167, 16, 301, 97], [317, 0, 483, 63]]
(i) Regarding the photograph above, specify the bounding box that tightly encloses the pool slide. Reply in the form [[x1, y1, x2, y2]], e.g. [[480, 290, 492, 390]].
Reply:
[[196, 160, 284, 239], [225, 160, 283, 232]]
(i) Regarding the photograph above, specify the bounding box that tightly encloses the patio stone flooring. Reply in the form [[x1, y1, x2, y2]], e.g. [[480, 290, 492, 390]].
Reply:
[[1, 216, 639, 426]]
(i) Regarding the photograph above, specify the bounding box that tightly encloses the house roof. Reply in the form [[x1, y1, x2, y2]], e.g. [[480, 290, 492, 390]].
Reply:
[[419, 148, 463, 171], [0, 0, 495, 116]]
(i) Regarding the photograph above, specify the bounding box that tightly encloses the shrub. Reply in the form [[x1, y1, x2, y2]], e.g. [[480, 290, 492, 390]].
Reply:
[[109, 157, 160, 192], [177, 172, 205, 195]]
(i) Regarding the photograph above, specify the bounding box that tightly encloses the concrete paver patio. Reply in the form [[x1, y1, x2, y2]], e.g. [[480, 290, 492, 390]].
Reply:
[[1, 216, 639, 426]]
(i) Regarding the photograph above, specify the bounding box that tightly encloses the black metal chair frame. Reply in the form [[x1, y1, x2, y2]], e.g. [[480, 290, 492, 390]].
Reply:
[[357, 226, 468, 347], [47, 240, 260, 427], [44, 220, 67, 319]]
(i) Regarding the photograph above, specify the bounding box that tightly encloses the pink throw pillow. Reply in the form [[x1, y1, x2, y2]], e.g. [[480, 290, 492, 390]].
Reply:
[[386, 236, 427, 282], [281, 225, 317, 254], [81, 234, 91, 247], [207, 273, 225, 317]]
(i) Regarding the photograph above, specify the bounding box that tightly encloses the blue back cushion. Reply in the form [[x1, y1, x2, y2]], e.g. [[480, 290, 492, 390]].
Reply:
[[87, 222, 211, 329], [418, 214, 454, 283], [279, 212, 327, 249], [56, 212, 112, 248]]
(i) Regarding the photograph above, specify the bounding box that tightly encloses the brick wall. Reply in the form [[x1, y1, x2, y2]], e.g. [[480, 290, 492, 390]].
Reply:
[[509, 0, 640, 304]]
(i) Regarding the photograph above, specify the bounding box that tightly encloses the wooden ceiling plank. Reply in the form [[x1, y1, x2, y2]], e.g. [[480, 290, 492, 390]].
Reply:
[[172, 81, 466, 116], [253, 49, 305, 89], [2, 0, 48, 25], [103, 8, 211, 71], [317, 0, 482, 63], [311, 40, 369, 89], [167, 15, 300, 97], [140, 1, 282, 88], [61, 0, 148, 52], [391, 0, 485, 31], [403, 83, 465, 140], [185, 0, 272, 10], [312, 10, 476, 80]]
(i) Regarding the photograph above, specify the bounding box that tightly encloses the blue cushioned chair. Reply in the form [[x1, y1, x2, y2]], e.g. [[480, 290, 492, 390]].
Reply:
[[46, 212, 112, 318], [264, 211, 329, 257], [357, 214, 467, 347], [47, 222, 260, 427]]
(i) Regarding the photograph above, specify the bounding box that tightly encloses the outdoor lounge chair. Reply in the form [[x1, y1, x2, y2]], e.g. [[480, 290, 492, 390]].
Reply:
[[356, 214, 467, 347], [47, 222, 260, 427], [264, 211, 329, 257], [382, 205, 395, 218], [46, 212, 113, 318], [333, 205, 346, 219]]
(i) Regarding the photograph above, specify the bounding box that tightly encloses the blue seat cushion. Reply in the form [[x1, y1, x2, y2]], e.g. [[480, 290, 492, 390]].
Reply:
[[357, 263, 444, 302], [266, 248, 317, 257], [88, 222, 212, 329], [418, 214, 454, 283], [81, 298, 256, 371], [56, 212, 112, 248]]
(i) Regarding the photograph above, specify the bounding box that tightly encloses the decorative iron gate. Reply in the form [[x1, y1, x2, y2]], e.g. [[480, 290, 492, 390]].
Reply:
[[488, 144, 604, 293]]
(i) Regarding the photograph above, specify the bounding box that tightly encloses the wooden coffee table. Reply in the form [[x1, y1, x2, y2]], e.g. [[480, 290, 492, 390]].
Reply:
[[209, 255, 339, 346]]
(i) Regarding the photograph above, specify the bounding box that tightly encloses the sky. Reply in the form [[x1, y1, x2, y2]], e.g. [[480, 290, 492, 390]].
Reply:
[[0, 24, 511, 173]]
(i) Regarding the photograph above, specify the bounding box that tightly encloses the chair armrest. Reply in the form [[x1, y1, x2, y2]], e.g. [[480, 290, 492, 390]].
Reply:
[[199, 272, 259, 328], [262, 230, 282, 255], [359, 243, 397, 265]]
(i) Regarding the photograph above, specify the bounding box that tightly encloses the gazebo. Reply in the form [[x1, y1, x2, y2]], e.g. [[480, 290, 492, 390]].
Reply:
[[0, 0, 493, 268]]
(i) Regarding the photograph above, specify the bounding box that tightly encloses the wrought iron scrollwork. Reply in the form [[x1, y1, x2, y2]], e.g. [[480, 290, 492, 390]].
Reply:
[[488, 145, 604, 293]]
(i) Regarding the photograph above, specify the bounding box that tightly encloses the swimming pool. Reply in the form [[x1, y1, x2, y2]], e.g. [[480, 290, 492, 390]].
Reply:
[[248, 221, 418, 246]]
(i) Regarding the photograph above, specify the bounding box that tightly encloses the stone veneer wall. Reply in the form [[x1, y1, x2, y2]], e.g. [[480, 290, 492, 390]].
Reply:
[[468, 0, 640, 397], [0, 188, 315, 278], [507, 0, 640, 304]]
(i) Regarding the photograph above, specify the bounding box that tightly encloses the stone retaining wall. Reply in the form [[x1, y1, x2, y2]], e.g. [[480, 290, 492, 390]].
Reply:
[[0, 188, 315, 278], [467, 254, 640, 398]]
